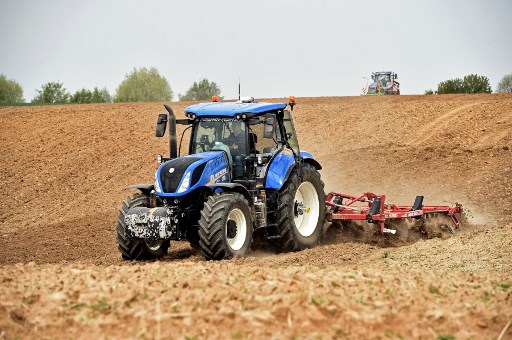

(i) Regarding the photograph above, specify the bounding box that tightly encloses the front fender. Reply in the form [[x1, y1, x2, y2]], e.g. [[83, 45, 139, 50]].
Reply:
[[212, 183, 253, 207], [126, 184, 154, 196]]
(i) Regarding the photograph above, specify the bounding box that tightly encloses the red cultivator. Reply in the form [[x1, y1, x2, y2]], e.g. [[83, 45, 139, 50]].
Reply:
[[326, 192, 463, 235]]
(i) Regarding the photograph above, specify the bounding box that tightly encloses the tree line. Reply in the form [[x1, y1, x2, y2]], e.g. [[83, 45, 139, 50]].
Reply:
[[425, 73, 512, 95], [0, 67, 223, 105], [2, 69, 512, 105]]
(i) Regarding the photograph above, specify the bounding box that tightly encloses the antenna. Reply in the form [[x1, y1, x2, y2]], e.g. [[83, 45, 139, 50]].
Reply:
[[238, 78, 241, 101]]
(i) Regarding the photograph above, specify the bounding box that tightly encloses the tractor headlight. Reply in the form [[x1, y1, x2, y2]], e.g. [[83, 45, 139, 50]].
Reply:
[[154, 171, 162, 193], [177, 172, 191, 193]]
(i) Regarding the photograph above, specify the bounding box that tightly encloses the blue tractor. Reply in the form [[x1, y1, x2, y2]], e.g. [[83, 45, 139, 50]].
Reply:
[[116, 96, 325, 260]]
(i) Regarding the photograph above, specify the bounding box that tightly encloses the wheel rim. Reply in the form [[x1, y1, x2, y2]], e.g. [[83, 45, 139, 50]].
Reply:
[[226, 208, 247, 251], [294, 181, 320, 237], [146, 241, 163, 252]]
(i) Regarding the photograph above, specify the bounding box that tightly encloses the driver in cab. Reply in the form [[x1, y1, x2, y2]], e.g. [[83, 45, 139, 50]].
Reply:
[[226, 122, 246, 156]]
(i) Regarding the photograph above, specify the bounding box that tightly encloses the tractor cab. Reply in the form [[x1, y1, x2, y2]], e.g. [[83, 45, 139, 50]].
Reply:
[[188, 109, 296, 182], [180, 98, 307, 187]]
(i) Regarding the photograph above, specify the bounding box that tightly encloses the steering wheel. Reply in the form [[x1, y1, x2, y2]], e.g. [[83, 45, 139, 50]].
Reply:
[[198, 135, 215, 152]]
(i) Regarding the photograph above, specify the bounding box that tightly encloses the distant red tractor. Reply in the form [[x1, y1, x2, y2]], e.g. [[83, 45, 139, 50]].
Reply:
[[363, 71, 400, 95]]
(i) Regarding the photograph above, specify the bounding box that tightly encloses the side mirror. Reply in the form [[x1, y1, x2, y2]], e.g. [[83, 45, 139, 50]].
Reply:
[[263, 113, 276, 139], [156, 113, 167, 137]]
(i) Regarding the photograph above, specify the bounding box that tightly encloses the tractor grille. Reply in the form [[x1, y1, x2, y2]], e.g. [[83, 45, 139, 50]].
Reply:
[[160, 157, 201, 193]]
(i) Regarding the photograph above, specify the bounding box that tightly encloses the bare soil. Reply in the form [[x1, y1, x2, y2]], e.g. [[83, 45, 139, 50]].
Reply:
[[1, 94, 511, 339]]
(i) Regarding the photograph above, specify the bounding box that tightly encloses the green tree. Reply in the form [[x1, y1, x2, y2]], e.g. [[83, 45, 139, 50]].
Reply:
[[496, 73, 512, 93], [437, 74, 492, 94], [179, 78, 222, 101], [115, 67, 173, 102], [0, 74, 24, 104], [70, 88, 93, 103], [32, 81, 70, 104], [437, 78, 464, 94], [70, 87, 112, 104], [92, 87, 112, 103], [462, 74, 492, 94]]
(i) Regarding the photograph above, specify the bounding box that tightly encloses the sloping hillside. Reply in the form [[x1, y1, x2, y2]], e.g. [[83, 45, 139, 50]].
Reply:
[[0, 94, 511, 338]]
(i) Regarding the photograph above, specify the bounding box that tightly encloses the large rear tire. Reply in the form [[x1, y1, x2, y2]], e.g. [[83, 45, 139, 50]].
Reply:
[[198, 193, 253, 260], [116, 193, 170, 260], [273, 163, 325, 252]]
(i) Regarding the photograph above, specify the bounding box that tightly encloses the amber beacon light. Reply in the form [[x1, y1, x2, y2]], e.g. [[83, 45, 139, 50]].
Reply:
[[289, 96, 296, 110]]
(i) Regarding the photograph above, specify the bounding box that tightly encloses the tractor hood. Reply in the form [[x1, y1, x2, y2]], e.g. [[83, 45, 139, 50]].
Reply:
[[154, 151, 230, 197]]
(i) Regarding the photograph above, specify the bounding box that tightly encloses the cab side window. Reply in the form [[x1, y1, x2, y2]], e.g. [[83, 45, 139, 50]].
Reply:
[[250, 119, 278, 154]]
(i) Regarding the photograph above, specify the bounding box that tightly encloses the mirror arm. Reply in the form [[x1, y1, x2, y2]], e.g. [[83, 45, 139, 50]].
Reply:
[[176, 119, 194, 125]]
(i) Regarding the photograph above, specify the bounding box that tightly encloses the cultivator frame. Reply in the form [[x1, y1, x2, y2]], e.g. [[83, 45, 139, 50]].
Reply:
[[326, 192, 463, 234]]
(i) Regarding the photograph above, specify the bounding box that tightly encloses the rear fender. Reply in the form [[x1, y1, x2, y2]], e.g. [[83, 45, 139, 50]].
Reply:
[[265, 149, 296, 190], [265, 150, 322, 190], [301, 151, 322, 170]]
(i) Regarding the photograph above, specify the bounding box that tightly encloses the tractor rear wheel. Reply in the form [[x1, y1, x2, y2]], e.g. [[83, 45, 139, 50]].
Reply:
[[116, 193, 170, 260], [273, 163, 325, 252], [198, 193, 253, 260]]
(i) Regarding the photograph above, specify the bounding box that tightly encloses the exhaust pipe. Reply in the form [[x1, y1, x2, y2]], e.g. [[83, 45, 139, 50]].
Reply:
[[164, 104, 177, 159]]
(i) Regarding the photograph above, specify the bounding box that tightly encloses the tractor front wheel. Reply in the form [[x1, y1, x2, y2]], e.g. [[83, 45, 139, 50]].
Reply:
[[116, 193, 170, 260], [273, 164, 325, 252], [198, 193, 253, 260]]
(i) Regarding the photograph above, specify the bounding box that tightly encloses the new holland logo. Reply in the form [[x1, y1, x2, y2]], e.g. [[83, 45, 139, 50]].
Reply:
[[169, 168, 175, 174], [207, 167, 228, 185]]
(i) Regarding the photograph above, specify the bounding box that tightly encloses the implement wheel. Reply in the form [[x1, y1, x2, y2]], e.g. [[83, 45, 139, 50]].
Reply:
[[273, 164, 325, 252], [198, 193, 253, 260], [116, 193, 170, 260]]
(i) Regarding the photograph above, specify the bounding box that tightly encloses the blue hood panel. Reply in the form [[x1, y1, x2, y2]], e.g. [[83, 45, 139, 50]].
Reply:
[[155, 152, 230, 197]]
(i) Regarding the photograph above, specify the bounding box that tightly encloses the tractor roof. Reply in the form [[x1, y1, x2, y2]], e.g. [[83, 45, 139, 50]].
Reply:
[[185, 102, 287, 118]]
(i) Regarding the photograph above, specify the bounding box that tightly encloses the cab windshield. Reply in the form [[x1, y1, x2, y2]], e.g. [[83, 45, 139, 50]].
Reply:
[[375, 74, 391, 84], [192, 118, 249, 157]]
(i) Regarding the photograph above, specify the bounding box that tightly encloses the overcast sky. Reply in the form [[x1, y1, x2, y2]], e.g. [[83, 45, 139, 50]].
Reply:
[[1, 0, 511, 101]]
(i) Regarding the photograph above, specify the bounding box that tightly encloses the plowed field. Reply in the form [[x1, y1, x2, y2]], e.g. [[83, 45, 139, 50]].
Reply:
[[1, 94, 511, 339]]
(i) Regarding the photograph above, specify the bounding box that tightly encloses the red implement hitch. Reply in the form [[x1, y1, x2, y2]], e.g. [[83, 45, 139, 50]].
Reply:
[[326, 192, 463, 234]]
